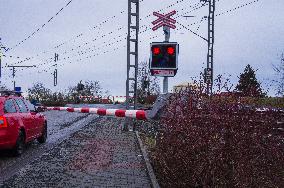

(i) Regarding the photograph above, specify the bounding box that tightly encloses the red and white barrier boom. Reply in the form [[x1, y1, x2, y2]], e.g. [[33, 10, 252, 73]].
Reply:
[[45, 107, 147, 120]]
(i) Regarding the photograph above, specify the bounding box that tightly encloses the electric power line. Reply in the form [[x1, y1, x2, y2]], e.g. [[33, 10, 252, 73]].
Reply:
[[177, 0, 261, 42], [216, 0, 260, 17], [7, 0, 190, 68], [7, 0, 74, 52], [5, 0, 207, 76]]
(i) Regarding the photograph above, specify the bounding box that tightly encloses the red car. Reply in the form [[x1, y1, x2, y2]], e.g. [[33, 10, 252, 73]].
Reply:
[[0, 94, 47, 156]]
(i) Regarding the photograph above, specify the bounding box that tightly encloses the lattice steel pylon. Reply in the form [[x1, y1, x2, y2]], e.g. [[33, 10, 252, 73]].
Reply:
[[126, 0, 139, 110], [54, 53, 59, 87], [206, 0, 215, 95]]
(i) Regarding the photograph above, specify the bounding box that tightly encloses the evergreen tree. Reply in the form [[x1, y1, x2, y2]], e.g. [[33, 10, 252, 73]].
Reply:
[[235, 64, 265, 97]]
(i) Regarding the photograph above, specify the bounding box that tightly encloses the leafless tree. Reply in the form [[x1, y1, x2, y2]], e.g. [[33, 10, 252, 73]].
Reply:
[[136, 61, 160, 101], [68, 80, 103, 97], [84, 80, 102, 96], [272, 53, 284, 97], [28, 82, 52, 102], [214, 74, 234, 93], [0, 84, 8, 91]]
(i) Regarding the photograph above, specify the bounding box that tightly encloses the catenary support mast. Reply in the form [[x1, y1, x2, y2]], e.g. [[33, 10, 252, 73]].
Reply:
[[126, 0, 139, 110]]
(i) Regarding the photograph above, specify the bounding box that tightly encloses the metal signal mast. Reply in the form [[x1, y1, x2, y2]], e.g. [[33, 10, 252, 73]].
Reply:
[[7, 65, 36, 90], [53, 53, 59, 87], [202, 0, 216, 95], [126, 0, 139, 110]]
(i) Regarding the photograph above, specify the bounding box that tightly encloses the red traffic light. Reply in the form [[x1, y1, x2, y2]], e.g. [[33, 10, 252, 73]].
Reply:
[[152, 47, 161, 55], [167, 47, 175, 55]]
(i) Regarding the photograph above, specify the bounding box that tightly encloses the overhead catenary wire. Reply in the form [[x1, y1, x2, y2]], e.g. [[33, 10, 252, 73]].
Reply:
[[21, 3, 210, 75], [12, 22, 188, 79], [50, 0, 192, 61], [24, 1, 201, 70], [17, 19, 205, 76], [1, 0, 265, 90], [176, 21, 208, 41], [215, 0, 260, 17], [4, 0, 203, 76], [2, 0, 189, 86], [177, 0, 260, 42], [14, 22, 169, 75], [53, 9, 127, 50], [196, 17, 206, 32], [34, 0, 262, 73], [5, 8, 128, 66], [65, 0, 259, 65], [3, 0, 184, 64], [7, 0, 74, 52], [5, 0, 251, 75], [8, 0, 190, 69]]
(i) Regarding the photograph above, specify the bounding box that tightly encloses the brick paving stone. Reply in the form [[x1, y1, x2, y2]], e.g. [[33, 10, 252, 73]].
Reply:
[[1, 117, 151, 188]]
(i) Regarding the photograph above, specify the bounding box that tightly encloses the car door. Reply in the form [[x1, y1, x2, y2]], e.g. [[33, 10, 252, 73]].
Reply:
[[15, 98, 34, 141], [3, 98, 20, 139], [24, 100, 44, 137]]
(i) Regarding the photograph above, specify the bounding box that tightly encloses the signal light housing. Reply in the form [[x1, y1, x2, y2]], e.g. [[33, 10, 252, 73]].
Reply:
[[149, 42, 179, 75]]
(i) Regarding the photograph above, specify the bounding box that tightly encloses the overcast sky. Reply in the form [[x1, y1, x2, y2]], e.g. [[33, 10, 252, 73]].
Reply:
[[0, 0, 283, 96]]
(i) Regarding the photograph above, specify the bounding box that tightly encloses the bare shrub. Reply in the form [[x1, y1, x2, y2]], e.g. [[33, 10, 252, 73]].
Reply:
[[153, 87, 283, 188]]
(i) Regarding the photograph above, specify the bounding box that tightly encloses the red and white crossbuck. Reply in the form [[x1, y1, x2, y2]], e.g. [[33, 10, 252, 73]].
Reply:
[[152, 10, 176, 31]]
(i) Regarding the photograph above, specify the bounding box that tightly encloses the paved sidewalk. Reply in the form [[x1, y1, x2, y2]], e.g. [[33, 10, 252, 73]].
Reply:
[[1, 117, 151, 188]]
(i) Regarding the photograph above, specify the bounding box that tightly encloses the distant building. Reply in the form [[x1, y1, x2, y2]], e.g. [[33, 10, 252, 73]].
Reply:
[[173, 82, 200, 93], [215, 91, 242, 97]]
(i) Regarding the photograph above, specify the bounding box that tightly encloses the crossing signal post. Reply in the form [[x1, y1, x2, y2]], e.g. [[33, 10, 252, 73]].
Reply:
[[151, 10, 178, 93]]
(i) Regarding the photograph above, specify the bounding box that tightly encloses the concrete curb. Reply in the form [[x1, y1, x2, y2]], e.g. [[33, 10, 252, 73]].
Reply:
[[135, 131, 160, 188]]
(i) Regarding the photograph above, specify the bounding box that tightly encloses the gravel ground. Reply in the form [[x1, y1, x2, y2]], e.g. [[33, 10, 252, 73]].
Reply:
[[1, 116, 151, 188]]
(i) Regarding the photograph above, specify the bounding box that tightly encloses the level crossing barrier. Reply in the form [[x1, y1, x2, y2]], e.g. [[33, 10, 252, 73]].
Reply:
[[45, 106, 147, 120]]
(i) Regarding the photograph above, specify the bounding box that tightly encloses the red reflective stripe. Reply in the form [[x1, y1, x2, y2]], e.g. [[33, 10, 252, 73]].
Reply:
[[136, 110, 147, 120], [81, 108, 90, 113], [47, 106, 147, 120], [115, 110, 126, 117], [67, 107, 74, 112], [97, 109, 106, 116]]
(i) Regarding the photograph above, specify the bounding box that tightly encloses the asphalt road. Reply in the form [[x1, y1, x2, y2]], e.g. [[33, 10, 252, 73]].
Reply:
[[0, 105, 151, 187]]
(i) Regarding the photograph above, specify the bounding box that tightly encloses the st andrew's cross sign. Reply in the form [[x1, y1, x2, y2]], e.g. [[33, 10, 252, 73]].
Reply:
[[152, 10, 177, 31]]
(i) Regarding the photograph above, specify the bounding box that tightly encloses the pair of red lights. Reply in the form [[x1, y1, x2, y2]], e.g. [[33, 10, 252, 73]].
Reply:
[[153, 47, 175, 55]]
